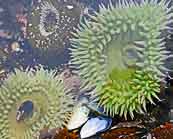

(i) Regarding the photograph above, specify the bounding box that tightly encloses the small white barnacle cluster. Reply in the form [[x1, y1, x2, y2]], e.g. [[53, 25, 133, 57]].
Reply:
[[39, 1, 59, 37], [28, 0, 84, 48], [28, 0, 61, 48]]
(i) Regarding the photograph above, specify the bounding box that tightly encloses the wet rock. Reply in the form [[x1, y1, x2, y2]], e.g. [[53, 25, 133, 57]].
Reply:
[[59, 68, 82, 97], [53, 128, 78, 139], [151, 123, 173, 139], [39, 128, 57, 139]]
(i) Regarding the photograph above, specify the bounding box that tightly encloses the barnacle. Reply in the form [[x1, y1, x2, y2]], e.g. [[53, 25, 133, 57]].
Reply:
[[0, 67, 74, 139], [70, 0, 173, 118], [27, 0, 84, 48]]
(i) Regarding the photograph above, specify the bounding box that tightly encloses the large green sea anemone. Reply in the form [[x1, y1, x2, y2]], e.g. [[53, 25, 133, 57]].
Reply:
[[0, 67, 74, 139], [70, 0, 173, 119]]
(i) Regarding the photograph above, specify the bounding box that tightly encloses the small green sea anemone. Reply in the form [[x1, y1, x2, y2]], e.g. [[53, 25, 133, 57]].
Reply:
[[27, 0, 84, 49], [0, 67, 74, 139], [70, 0, 173, 119]]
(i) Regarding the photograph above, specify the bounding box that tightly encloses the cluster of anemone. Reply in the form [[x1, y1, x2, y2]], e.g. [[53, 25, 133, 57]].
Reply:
[[27, 0, 84, 49], [69, 0, 173, 119], [0, 67, 74, 139]]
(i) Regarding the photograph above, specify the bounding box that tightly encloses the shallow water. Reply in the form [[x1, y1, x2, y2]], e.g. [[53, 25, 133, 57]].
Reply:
[[1, 0, 173, 139]]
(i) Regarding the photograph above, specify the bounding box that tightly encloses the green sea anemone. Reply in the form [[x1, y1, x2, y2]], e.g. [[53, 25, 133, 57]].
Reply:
[[27, 0, 84, 49], [69, 0, 173, 119], [0, 67, 74, 139]]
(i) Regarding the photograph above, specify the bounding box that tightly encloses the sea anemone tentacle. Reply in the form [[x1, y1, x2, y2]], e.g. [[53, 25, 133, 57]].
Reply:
[[70, 0, 173, 118], [0, 67, 74, 139]]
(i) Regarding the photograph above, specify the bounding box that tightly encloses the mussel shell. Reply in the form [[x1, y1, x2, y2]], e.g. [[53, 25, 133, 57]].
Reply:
[[86, 102, 107, 116], [67, 104, 90, 130], [80, 116, 112, 139], [77, 93, 107, 116]]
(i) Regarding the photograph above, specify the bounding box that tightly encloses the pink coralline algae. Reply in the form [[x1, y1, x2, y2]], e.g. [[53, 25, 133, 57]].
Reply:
[[16, 14, 28, 38]]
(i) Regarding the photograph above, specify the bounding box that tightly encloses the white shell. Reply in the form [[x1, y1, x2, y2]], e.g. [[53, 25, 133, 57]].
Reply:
[[67, 104, 90, 130], [80, 117, 108, 139], [66, 5, 74, 10]]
